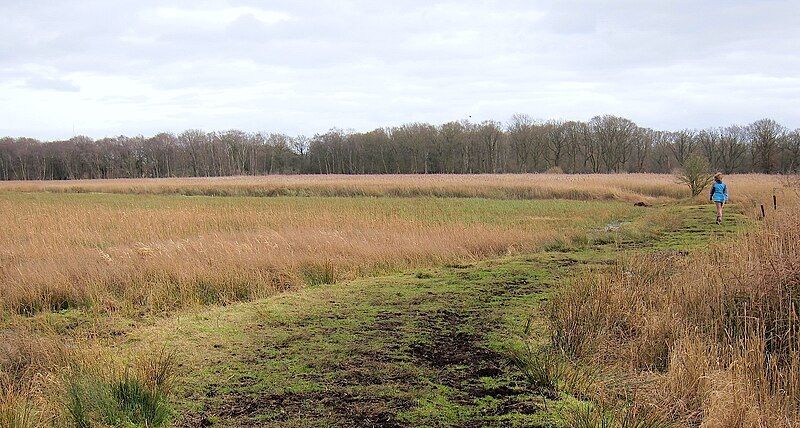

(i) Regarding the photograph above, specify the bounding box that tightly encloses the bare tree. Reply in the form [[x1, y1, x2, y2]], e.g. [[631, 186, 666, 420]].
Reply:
[[782, 129, 800, 173], [749, 118, 786, 173], [578, 121, 601, 173], [507, 114, 536, 172], [669, 130, 697, 167], [545, 120, 568, 170], [718, 125, 748, 173], [698, 129, 720, 170], [478, 121, 504, 173], [650, 132, 674, 173], [590, 115, 637, 172], [561, 121, 584, 173], [438, 122, 464, 174], [630, 128, 655, 172]]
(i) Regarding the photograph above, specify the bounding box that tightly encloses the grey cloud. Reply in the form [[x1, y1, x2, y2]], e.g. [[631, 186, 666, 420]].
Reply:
[[1, 0, 799, 139], [24, 76, 80, 92]]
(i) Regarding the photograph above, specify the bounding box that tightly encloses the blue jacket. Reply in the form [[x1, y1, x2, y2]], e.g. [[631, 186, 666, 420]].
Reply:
[[710, 181, 728, 203]]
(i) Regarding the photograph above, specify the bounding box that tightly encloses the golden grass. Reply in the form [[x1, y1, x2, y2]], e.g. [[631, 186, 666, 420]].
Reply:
[[0, 182, 644, 426], [0, 173, 743, 201], [0, 173, 792, 426], [0, 191, 637, 316], [0, 329, 174, 428], [551, 201, 800, 426]]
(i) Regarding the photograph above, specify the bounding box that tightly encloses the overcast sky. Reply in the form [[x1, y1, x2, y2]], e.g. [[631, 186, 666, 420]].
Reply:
[[1, 0, 798, 140]]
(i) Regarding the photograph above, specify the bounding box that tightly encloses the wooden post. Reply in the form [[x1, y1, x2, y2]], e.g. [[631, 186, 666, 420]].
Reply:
[[760, 204, 766, 219], [773, 194, 777, 210]]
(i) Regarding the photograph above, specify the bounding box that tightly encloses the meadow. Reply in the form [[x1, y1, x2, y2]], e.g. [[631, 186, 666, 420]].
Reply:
[[0, 192, 637, 316], [0, 173, 733, 200], [0, 173, 797, 427]]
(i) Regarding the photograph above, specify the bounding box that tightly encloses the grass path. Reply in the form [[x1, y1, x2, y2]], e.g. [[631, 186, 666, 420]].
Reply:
[[126, 204, 748, 427]]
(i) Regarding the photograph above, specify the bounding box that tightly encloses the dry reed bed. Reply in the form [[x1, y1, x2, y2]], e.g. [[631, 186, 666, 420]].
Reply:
[[1, 174, 788, 207], [0, 173, 712, 201], [0, 192, 634, 315], [551, 205, 800, 427]]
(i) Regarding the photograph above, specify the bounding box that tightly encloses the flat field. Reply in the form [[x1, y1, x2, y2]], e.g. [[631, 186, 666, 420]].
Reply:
[[0, 174, 795, 427], [0, 173, 750, 200], [1, 192, 637, 315]]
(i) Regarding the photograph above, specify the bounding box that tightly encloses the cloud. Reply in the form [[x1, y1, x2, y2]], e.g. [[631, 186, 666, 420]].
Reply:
[[0, 0, 799, 139], [23, 76, 80, 92], [146, 6, 291, 28]]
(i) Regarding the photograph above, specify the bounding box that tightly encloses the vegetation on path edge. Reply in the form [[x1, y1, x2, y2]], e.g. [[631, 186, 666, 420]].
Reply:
[[118, 203, 747, 427]]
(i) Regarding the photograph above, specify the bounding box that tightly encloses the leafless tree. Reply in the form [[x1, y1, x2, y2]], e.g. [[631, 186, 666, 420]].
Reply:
[[669, 130, 698, 167], [590, 115, 637, 172], [545, 120, 569, 170], [1, 116, 798, 180], [718, 125, 748, 173], [749, 118, 786, 173], [781, 129, 800, 173], [507, 114, 537, 172]]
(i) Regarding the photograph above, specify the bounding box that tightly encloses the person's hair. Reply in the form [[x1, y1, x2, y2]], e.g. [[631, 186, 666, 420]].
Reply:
[[714, 172, 723, 182]]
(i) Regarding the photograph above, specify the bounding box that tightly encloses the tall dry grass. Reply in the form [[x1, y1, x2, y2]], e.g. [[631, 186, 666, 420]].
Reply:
[[0, 330, 177, 427], [551, 204, 800, 426], [0, 192, 635, 316], [0, 173, 721, 201], [1, 174, 790, 425], [2, 173, 786, 208], [1, 333, 57, 427]]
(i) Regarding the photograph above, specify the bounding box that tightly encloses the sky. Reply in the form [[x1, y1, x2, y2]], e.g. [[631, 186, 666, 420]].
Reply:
[[1, 0, 799, 140]]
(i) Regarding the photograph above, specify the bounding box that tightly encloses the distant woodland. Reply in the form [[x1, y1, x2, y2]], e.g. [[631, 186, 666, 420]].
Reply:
[[2, 116, 799, 180]]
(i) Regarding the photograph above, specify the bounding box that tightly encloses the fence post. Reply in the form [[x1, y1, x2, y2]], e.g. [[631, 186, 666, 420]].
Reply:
[[773, 194, 777, 210], [760, 204, 766, 219]]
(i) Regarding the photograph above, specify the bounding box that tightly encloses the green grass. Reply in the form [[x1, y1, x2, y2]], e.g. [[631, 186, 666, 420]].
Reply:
[[66, 371, 172, 428], [122, 254, 560, 426], [1, 190, 639, 227], [106, 201, 749, 427], [2, 190, 752, 426]]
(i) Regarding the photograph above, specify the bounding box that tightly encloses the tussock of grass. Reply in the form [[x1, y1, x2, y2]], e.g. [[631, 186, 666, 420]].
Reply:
[[67, 371, 172, 428], [511, 346, 565, 399], [1, 328, 176, 427], [66, 349, 176, 428], [564, 403, 674, 428], [0, 390, 39, 428]]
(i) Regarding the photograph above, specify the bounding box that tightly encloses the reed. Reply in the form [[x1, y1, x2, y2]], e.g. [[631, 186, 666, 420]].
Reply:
[[551, 205, 800, 426], [0, 192, 635, 316], [0, 173, 721, 201]]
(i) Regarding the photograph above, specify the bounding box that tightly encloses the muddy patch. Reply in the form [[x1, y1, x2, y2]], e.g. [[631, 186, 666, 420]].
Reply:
[[177, 265, 547, 427], [408, 306, 541, 419], [212, 391, 410, 428]]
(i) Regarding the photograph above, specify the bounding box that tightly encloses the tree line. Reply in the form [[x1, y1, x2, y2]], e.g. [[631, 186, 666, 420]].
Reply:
[[1, 115, 799, 180]]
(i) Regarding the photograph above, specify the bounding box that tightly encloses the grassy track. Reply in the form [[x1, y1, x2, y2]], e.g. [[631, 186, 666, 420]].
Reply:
[[119, 203, 748, 427]]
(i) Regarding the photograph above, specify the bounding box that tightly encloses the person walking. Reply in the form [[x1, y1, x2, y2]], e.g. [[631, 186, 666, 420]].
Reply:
[[709, 172, 728, 224]]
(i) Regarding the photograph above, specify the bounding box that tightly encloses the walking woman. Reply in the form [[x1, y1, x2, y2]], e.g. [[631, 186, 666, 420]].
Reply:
[[710, 172, 728, 224]]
